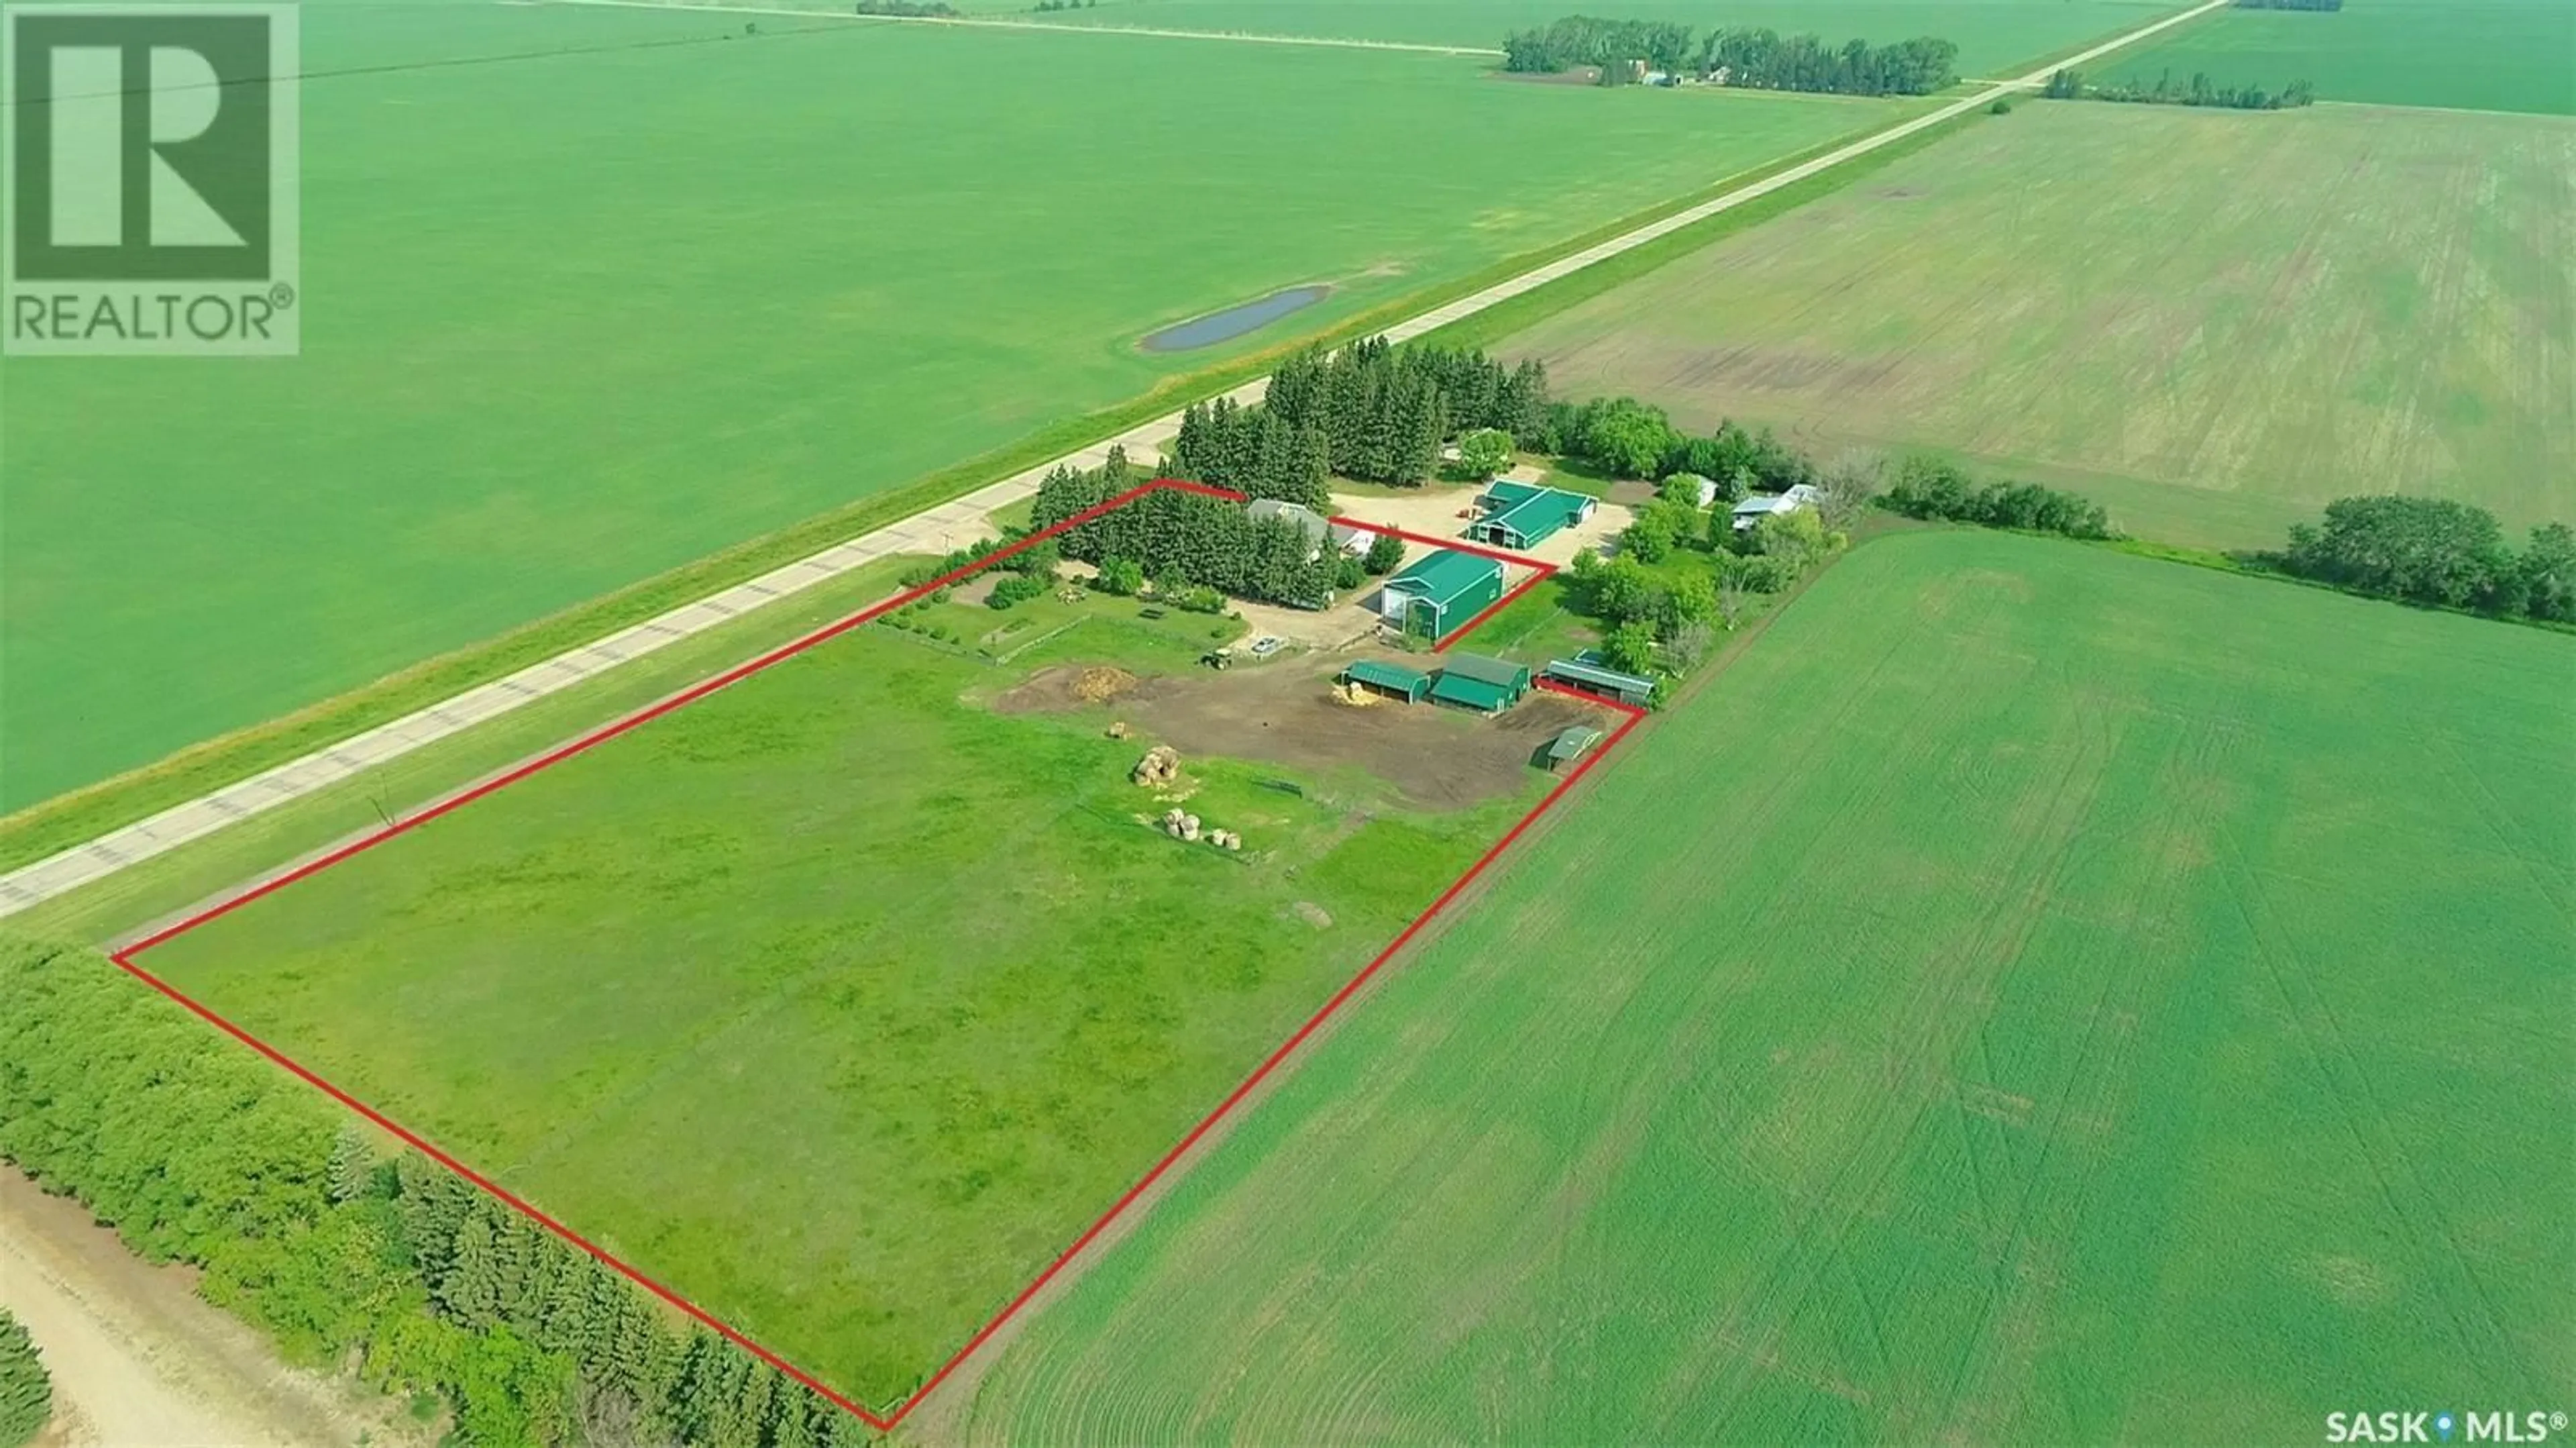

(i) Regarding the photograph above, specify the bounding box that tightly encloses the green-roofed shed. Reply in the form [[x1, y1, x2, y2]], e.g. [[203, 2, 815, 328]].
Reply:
[[1430, 652, 1532, 713], [1544, 657, 1654, 707], [1468, 482, 1597, 550], [1339, 659, 1432, 703], [1378, 549, 1504, 641]]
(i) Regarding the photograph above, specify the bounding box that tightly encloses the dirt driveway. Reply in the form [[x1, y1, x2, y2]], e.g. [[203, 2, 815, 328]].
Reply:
[[0, 1166, 405, 1448], [1329, 480, 1631, 568], [1000, 656, 1617, 810]]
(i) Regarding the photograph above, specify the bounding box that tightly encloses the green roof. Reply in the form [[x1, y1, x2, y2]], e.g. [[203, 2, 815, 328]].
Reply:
[[1386, 549, 1503, 608], [1438, 652, 1532, 690], [1341, 660, 1431, 696], [1481, 480, 1549, 510], [1548, 725, 1604, 762], [1430, 672, 1515, 712], [1545, 658, 1654, 696]]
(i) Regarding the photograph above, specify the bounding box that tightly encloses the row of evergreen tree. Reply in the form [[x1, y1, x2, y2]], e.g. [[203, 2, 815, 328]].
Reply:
[[0, 1311, 45, 1448], [1032, 449, 1344, 609], [1701, 29, 1959, 96], [1161, 339, 1546, 498], [0, 937, 865, 1448], [2044, 66, 2316, 109]]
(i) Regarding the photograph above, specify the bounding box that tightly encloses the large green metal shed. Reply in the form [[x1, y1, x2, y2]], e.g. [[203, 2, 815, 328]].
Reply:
[[1379, 550, 1504, 641]]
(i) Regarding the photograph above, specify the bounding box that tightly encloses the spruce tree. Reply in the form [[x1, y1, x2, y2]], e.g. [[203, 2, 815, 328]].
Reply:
[[0, 1311, 49, 1448], [437, 1206, 502, 1329], [325, 1123, 375, 1204]]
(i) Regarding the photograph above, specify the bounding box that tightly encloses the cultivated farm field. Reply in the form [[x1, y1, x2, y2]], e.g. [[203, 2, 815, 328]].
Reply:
[[1503, 101, 2576, 550], [0, 1, 1885, 811], [949, 531, 2575, 1446], [130, 583, 1606, 1410], [948, 0, 2179, 76], [2099, 0, 2576, 115]]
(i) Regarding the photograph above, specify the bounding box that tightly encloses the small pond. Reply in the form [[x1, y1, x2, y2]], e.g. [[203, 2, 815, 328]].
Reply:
[[1139, 283, 1332, 353]]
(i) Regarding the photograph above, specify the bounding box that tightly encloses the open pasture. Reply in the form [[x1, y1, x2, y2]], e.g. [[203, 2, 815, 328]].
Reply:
[[953, 0, 2184, 78], [125, 555, 1604, 1411], [0, 1, 1880, 812], [951, 529, 2576, 1446], [1503, 101, 2576, 550], [2098, 0, 2576, 115]]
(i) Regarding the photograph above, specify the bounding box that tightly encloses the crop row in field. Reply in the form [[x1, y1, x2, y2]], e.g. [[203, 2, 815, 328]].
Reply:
[[2100, 0, 2576, 115], [950, 529, 2576, 1445], [1502, 101, 2575, 550], [0, 3, 1882, 811]]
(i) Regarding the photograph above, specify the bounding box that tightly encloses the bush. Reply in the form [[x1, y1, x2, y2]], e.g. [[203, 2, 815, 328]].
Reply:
[[1177, 584, 1228, 615], [0, 1311, 48, 1448], [1601, 619, 1659, 676], [1093, 556, 1145, 596], [1363, 531, 1407, 576], [1883, 455, 2115, 539], [1334, 554, 1367, 590], [986, 573, 1049, 609], [1988, 95, 2013, 114]]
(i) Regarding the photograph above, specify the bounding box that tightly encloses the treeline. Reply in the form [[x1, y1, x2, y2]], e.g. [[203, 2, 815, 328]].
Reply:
[[851, 0, 955, 15], [1032, 448, 1345, 609], [1165, 340, 1546, 498], [1499, 15, 1957, 95], [1882, 456, 2117, 539], [2269, 496, 2575, 621], [2236, 0, 2339, 9], [0, 937, 867, 1448], [1702, 28, 1958, 96], [1501, 15, 1694, 74], [2043, 66, 2315, 109], [0, 1312, 45, 1448], [1527, 393, 1814, 497]]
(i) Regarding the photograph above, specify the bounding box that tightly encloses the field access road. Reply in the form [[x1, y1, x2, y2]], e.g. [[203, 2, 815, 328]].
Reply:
[[0, 0, 2227, 919]]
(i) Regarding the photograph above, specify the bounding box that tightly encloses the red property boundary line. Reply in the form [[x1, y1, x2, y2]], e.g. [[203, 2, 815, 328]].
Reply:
[[109, 478, 1646, 1432]]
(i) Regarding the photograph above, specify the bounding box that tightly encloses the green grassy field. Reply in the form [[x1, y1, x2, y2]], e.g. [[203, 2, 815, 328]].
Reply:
[[0, 1, 1889, 813], [951, 0, 2183, 77], [949, 530, 2575, 1445], [2099, 0, 2576, 115], [133, 592, 1552, 1409], [1501, 101, 2576, 551]]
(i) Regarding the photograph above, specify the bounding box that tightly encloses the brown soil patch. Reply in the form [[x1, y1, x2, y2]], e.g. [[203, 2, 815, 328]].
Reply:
[[1002, 657, 1617, 811], [996, 663, 1137, 711]]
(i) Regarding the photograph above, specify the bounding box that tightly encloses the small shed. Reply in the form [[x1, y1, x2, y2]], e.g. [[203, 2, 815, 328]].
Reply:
[[1340, 659, 1432, 703], [1248, 498, 1335, 558], [1544, 657, 1654, 707], [1431, 652, 1533, 713], [1546, 725, 1604, 770], [1468, 481, 1597, 550], [1378, 549, 1505, 640]]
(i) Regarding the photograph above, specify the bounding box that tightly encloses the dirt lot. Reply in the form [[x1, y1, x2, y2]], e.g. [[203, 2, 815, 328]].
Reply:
[[999, 656, 1615, 810], [1329, 480, 1631, 568], [0, 1166, 412, 1448]]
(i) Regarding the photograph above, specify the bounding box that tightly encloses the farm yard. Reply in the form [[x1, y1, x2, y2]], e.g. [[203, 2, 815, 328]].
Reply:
[[949, 529, 2576, 1446], [1501, 101, 2576, 550], [121, 514, 1626, 1412], [0, 0, 1890, 812], [2098, 0, 2576, 115]]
